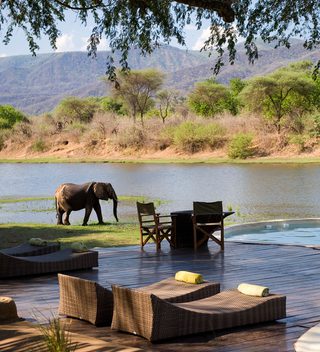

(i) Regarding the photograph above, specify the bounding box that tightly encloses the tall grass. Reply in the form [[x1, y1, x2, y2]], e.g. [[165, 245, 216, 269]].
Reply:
[[37, 317, 77, 352]]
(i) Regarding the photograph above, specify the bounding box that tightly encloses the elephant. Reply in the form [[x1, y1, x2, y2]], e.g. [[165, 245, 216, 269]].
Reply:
[[55, 182, 118, 226]]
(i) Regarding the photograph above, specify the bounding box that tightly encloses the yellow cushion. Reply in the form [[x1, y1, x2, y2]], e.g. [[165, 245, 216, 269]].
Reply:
[[175, 271, 204, 284], [71, 242, 89, 252], [237, 283, 269, 297], [28, 238, 47, 246]]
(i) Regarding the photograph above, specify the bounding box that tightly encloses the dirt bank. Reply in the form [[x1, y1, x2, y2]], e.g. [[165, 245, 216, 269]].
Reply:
[[1, 137, 320, 163]]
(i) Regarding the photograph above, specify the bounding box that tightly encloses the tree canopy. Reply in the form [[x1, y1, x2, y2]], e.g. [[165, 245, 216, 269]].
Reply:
[[110, 68, 164, 124], [240, 62, 316, 132], [0, 105, 26, 129], [188, 79, 231, 117], [1, 1, 320, 80]]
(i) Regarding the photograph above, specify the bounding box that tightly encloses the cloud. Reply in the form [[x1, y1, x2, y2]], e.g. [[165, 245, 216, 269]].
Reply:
[[192, 27, 211, 50], [55, 34, 77, 52], [80, 36, 110, 51]]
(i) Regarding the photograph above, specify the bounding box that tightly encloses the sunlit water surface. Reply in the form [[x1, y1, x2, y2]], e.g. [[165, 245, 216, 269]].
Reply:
[[1, 163, 320, 228]]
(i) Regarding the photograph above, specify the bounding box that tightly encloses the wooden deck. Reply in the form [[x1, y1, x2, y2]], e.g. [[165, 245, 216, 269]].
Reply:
[[1, 240, 320, 351]]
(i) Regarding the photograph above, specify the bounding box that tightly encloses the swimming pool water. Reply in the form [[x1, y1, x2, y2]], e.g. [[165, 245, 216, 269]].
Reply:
[[225, 220, 320, 246]]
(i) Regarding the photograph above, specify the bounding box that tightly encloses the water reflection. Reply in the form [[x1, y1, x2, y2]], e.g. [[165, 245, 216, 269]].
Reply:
[[1, 163, 320, 224]]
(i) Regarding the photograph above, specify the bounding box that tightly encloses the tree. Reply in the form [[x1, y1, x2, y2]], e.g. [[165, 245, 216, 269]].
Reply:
[[240, 63, 316, 133], [54, 97, 98, 126], [0, 105, 26, 129], [156, 89, 179, 123], [2, 1, 320, 81], [99, 96, 127, 115], [188, 79, 231, 117], [110, 69, 164, 125], [226, 78, 246, 115]]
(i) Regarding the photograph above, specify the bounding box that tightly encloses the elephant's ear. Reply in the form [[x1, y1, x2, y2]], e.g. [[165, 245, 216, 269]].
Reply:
[[85, 182, 95, 194], [93, 182, 106, 199]]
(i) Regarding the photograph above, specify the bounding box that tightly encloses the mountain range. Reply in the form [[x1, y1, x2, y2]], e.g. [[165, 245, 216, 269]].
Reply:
[[1, 39, 319, 115]]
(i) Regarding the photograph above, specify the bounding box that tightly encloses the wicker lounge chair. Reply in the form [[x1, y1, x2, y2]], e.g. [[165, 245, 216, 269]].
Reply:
[[58, 275, 220, 326], [58, 274, 114, 326], [111, 286, 286, 342], [0, 242, 60, 257], [0, 249, 98, 278]]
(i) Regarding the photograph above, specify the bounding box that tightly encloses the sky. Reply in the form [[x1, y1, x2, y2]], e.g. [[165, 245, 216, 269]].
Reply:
[[0, 11, 210, 58]]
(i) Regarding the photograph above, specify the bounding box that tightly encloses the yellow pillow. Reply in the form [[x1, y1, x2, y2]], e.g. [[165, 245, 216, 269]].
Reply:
[[29, 238, 47, 246], [175, 271, 204, 284], [70, 242, 89, 253], [237, 283, 269, 297]]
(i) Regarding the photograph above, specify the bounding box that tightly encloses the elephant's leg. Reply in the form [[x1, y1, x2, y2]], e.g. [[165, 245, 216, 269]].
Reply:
[[93, 202, 104, 225], [57, 208, 64, 225], [63, 210, 72, 225], [82, 206, 93, 226]]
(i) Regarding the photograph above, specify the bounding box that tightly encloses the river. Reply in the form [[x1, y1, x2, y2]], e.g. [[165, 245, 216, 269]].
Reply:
[[0, 163, 319, 224]]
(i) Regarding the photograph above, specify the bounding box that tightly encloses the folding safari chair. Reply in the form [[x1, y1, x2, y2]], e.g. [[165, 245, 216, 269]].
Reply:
[[136, 202, 175, 250], [192, 201, 224, 250]]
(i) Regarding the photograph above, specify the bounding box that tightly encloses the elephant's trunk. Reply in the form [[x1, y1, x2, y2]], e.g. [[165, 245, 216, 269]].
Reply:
[[113, 198, 119, 222]]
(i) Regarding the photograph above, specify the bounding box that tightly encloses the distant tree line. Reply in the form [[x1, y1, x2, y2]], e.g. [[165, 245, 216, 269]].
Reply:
[[1, 60, 320, 159]]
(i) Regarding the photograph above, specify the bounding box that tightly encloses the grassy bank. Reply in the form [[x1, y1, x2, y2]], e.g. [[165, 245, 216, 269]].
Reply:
[[1, 156, 320, 164], [0, 223, 140, 249]]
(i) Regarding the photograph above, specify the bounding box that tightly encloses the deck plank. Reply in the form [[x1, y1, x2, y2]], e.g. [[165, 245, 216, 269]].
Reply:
[[1, 241, 320, 351]]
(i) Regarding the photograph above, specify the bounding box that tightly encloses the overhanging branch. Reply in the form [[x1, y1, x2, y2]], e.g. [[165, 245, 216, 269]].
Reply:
[[174, 0, 235, 22], [54, 0, 103, 11]]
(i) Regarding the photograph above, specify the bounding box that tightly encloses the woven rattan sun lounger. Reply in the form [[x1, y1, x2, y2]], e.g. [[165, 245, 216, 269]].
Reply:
[[0, 249, 98, 278], [111, 285, 286, 342], [58, 274, 220, 326], [0, 242, 60, 257]]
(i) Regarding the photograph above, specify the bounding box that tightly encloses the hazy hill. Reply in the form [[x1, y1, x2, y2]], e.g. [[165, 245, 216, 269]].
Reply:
[[1, 40, 319, 115]]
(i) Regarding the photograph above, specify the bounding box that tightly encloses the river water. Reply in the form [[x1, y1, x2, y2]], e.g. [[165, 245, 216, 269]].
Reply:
[[0, 163, 319, 224]]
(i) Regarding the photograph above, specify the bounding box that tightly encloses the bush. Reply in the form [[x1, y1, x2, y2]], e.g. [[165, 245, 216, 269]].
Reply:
[[204, 123, 226, 149], [0, 105, 26, 129], [307, 113, 320, 137], [54, 97, 99, 125], [113, 126, 146, 149], [0, 130, 8, 150], [99, 97, 127, 115], [31, 138, 47, 152], [228, 133, 254, 159], [173, 121, 226, 153], [289, 134, 307, 152]]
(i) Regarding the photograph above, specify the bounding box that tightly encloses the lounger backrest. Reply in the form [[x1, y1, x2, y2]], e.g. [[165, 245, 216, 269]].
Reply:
[[111, 284, 155, 340], [58, 273, 113, 325]]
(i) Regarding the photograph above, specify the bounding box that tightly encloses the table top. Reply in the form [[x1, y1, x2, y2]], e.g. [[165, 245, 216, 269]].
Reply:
[[171, 210, 235, 218]]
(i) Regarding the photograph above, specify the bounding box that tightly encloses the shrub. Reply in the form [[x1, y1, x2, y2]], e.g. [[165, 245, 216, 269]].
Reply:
[[228, 133, 254, 159], [173, 121, 206, 153], [54, 97, 99, 125], [289, 134, 307, 152], [99, 96, 127, 115], [203, 123, 226, 149], [31, 138, 47, 152], [0, 130, 8, 150], [307, 113, 320, 137], [113, 126, 146, 149], [0, 105, 27, 129], [173, 121, 226, 153]]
